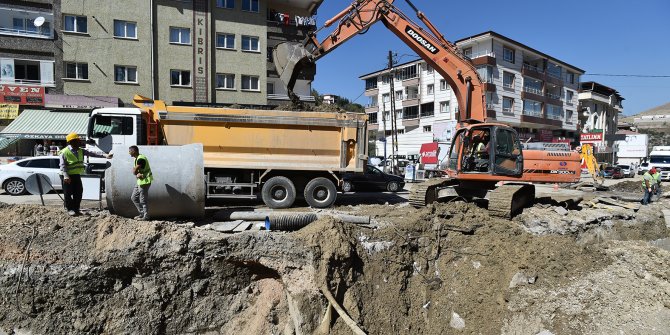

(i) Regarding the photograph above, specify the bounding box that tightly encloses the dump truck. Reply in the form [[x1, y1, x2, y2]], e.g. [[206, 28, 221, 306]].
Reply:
[[87, 95, 368, 218]]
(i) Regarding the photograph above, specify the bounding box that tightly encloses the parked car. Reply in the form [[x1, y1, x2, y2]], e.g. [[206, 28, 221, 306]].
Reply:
[[603, 166, 624, 179], [638, 162, 649, 175], [342, 165, 405, 193], [0, 156, 62, 195], [617, 164, 636, 178]]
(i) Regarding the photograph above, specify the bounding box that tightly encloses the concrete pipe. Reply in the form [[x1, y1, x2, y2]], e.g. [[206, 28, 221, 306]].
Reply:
[[105, 144, 205, 219]]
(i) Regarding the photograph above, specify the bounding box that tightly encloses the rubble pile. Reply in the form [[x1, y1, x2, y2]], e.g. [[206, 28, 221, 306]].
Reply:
[[0, 196, 669, 334]]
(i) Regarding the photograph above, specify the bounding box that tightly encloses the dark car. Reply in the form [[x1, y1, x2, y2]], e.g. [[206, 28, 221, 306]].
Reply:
[[603, 166, 624, 179], [342, 165, 405, 193]]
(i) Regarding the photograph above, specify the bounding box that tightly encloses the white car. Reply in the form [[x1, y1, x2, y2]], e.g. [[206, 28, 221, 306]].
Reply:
[[0, 156, 63, 195]]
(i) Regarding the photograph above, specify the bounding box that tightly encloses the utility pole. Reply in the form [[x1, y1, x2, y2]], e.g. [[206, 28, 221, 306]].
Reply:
[[388, 50, 398, 174]]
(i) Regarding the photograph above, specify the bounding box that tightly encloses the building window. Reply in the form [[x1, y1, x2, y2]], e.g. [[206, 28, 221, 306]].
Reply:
[[440, 79, 448, 91], [395, 90, 403, 101], [503, 97, 514, 114], [63, 15, 87, 33], [241, 75, 259, 91], [503, 46, 515, 63], [216, 33, 235, 49], [426, 65, 434, 74], [169, 27, 191, 45], [64, 62, 88, 80], [365, 78, 377, 90], [13, 60, 40, 82], [566, 72, 575, 84], [242, 0, 259, 12], [216, 0, 234, 9], [427, 84, 434, 95], [503, 71, 515, 89], [439, 101, 450, 113], [566, 110, 574, 123], [523, 77, 543, 95], [215, 73, 235, 89], [368, 112, 378, 124], [423, 125, 432, 133], [382, 75, 390, 84], [522, 99, 542, 117], [13, 18, 50, 36], [463, 47, 472, 58], [394, 65, 417, 81], [241, 35, 260, 52], [382, 93, 390, 103], [113, 20, 137, 39], [170, 70, 191, 87], [566, 90, 574, 105], [114, 65, 137, 83], [477, 65, 493, 83], [267, 82, 274, 94]]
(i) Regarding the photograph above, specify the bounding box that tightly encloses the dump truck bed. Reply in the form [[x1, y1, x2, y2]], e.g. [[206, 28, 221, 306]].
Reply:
[[156, 105, 368, 172]]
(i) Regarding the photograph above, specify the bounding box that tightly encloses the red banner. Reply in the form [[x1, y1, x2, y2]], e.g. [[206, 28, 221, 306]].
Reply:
[[420, 142, 439, 164], [0, 85, 45, 106], [580, 132, 603, 142]]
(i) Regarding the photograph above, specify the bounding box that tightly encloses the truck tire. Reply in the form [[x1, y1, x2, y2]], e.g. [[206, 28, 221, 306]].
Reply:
[[304, 177, 337, 208], [261, 176, 296, 209]]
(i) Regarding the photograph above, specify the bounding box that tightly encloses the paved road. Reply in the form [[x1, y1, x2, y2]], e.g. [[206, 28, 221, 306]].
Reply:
[[0, 176, 633, 208]]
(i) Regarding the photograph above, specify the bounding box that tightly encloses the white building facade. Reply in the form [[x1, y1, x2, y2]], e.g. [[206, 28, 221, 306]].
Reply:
[[360, 31, 584, 157], [578, 81, 624, 162]]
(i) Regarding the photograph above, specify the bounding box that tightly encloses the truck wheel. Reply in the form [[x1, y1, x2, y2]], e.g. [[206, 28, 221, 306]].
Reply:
[[261, 176, 296, 209], [304, 177, 337, 208], [342, 180, 353, 193]]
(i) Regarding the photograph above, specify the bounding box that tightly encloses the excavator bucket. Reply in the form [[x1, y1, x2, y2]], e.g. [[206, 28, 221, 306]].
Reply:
[[273, 42, 316, 92]]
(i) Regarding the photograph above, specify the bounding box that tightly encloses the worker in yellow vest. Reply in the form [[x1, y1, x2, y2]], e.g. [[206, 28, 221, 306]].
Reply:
[[129, 145, 153, 220], [641, 168, 656, 205], [651, 167, 662, 200], [60, 133, 113, 216]]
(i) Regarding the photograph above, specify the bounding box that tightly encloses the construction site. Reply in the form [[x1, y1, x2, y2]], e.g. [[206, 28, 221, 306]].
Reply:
[[0, 178, 669, 334], [0, 0, 669, 334]]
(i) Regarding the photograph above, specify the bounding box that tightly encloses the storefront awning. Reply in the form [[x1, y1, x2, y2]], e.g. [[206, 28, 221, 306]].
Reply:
[[0, 136, 19, 151], [0, 109, 89, 140]]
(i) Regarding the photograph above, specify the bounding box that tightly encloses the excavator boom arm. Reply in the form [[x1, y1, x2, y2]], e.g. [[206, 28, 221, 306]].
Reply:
[[274, 0, 487, 124]]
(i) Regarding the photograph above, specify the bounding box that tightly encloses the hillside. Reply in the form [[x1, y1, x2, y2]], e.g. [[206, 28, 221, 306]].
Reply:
[[621, 102, 670, 123]]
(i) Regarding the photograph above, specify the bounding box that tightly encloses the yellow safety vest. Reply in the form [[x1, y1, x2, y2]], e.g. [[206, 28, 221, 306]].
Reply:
[[642, 172, 654, 187], [60, 147, 85, 175], [135, 154, 153, 186]]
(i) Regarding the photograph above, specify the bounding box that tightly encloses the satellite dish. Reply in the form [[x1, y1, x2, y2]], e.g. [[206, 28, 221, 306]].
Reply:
[[34, 16, 45, 27]]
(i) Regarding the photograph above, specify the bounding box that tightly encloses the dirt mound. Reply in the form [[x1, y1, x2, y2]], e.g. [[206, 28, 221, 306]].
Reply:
[[0, 204, 322, 334], [609, 180, 643, 193], [1, 198, 669, 334]]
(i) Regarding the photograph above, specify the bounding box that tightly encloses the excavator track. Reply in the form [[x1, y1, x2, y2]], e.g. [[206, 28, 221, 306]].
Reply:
[[409, 178, 450, 207], [487, 184, 535, 219]]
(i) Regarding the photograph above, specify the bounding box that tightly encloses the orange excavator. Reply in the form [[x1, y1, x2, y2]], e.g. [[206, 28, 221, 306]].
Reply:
[[273, 0, 582, 217]]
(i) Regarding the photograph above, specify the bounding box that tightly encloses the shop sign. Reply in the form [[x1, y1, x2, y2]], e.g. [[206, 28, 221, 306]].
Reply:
[[0, 103, 19, 119], [580, 133, 603, 141], [0, 85, 45, 105]]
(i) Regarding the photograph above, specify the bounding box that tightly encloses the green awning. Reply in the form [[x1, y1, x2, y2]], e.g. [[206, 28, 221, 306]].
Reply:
[[0, 137, 19, 151], [0, 109, 89, 140]]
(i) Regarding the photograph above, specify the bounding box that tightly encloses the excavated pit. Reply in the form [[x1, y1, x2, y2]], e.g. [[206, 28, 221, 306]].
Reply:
[[0, 195, 669, 334]]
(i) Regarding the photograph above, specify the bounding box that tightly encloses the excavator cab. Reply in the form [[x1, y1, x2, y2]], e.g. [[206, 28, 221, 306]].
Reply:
[[447, 125, 524, 177]]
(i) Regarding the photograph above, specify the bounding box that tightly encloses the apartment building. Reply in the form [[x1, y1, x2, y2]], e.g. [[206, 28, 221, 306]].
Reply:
[[361, 31, 585, 157], [60, 0, 321, 106], [578, 81, 624, 162], [0, 0, 62, 96]]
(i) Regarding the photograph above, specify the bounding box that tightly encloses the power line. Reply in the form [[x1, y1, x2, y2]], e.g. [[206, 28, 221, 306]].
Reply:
[[582, 74, 670, 78]]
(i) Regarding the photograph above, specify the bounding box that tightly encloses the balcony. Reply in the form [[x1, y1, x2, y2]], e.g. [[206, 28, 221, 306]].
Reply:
[[521, 64, 544, 80], [468, 51, 496, 66], [482, 83, 496, 92], [521, 87, 545, 102], [520, 112, 562, 127], [0, 59, 56, 87], [365, 104, 378, 113], [545, 92, 562, 106], [0, 8, 54, 39], [364, 88, 379, 96]]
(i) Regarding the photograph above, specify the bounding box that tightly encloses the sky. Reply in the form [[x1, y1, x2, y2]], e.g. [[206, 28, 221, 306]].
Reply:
[[310, 0, 670, 116]]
